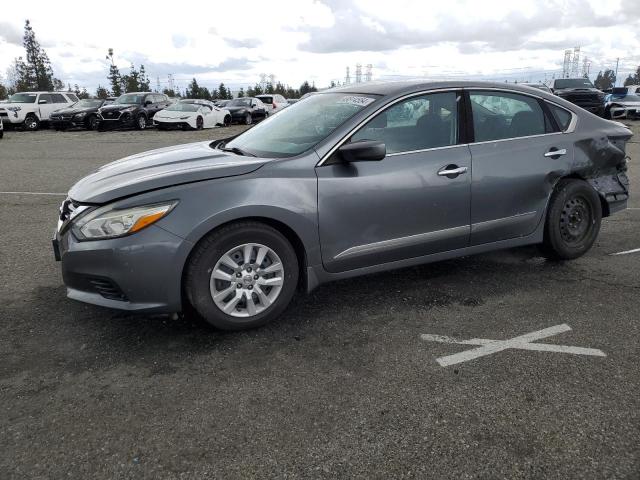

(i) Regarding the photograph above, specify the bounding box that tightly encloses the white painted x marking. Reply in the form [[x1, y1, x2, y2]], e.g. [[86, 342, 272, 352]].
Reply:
[[421, 324, 606, 367]]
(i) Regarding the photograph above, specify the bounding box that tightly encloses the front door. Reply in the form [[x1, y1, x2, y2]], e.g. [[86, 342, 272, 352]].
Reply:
[[467, 90, 572, 245], [317, 91, 472, 273]]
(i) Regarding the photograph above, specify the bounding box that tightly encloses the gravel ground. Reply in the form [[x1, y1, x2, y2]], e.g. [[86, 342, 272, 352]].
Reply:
[[0, 122, 639, 479]]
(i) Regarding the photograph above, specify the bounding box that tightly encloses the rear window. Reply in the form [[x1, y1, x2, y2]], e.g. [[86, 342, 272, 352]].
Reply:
[[258, 96, 273, 104], [547, 103, 573, 131]]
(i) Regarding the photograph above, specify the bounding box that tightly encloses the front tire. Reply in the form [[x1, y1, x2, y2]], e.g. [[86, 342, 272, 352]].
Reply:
[[24, 114, 39, 131], [86, 115, 99, 130], [135, 114, 147, 130], [541, 179, 602, 260], [223, 114, 231, 127], [185, 222, 299, 330], [196, 116, 203, 130]]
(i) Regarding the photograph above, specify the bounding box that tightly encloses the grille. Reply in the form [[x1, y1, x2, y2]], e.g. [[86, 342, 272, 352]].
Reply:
[[0, 111, 8, 117], [88, 278, 128, 301], [101, 110, 121, 119]]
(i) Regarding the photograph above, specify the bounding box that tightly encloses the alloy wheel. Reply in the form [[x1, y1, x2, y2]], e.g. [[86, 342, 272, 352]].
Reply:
[[210, 243, 284, 317]]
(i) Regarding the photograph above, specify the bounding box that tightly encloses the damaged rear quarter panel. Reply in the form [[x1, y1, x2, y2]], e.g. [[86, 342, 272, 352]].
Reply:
[[559, 116, 632, 215]]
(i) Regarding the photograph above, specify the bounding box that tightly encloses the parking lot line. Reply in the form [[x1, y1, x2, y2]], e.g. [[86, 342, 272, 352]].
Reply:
[[421, 324, 606, 367], [610, 247, 640, 256], [0, 191, 66, 196]]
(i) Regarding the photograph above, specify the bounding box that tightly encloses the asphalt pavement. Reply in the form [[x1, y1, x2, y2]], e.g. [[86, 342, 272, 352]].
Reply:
[[1, 123, 639, 479]]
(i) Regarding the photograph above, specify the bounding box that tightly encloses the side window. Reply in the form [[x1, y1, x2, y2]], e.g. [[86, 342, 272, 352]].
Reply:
[[51, 94, 67, 103], [67, 94, 78, 102], [39, 94, 53, 104], [201, 105, 212, 112], [470, 91, 546, 142], [351, 91, 459, 154], [547, 103, 573, 131]]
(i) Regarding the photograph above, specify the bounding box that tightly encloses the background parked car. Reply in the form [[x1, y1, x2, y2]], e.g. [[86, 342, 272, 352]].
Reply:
[[604, 87, 640, 119], [255, 94, 288, 114], [521, 82, 553, 94], [97, 92, 171, 130], [225, 97, 268, 125], [551, 78, 605, 116], [214, 100, 231, 108], [0, 91, 78, 130], [154, 99, 231, 130], [50, 97, 117, 130]]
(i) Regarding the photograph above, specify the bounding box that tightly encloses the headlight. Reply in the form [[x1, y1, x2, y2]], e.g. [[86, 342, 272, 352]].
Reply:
[[180, 116, 189, 120], [7, 106, 21, 112], [122, 106, 136, 112], [72, 201, 177, 240]]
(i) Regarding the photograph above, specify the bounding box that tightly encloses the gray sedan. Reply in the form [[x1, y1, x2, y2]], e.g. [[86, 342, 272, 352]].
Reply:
[[54, 81, 632, 330]]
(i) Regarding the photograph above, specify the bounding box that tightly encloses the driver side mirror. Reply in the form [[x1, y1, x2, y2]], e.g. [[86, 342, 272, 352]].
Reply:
[[38, 99, 48, 104], [338, 140, 386, 163], [144, 100, 153, 106]]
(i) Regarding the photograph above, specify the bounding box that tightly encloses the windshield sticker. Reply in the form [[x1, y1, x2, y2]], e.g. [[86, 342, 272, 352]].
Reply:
[[337, 96, 375, 107]]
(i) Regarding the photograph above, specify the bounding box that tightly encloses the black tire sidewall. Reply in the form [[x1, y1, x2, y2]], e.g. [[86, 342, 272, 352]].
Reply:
[[544, 180, 602, 259], [186, 223, 299, 330], [196, 116, 203, 129], [245, 113, 252, 125], [136, 114, 146, 130], [25, 114, 39, 131]]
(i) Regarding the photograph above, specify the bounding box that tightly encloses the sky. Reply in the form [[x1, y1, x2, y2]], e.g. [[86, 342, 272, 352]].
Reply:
[[0, 0, 639, 94]]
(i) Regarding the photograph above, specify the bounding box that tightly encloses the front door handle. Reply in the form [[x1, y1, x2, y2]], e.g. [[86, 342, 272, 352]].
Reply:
[[544, 148, 567, 158], [438, 165, 468, 178]]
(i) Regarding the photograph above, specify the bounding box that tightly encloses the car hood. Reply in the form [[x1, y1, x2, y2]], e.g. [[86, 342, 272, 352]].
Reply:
[[52, 106, 97, 115], [68, 141, 270, 203], [155, 110, 196, 119], [555, 88, 601, 94], [100, 103, 138, 112], [226, 106, 248, 113], [0, 102, 33, 110]]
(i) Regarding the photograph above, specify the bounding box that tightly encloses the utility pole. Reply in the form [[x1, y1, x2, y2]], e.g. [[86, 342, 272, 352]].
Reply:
[[345, 66, 351, 85], [614, 57, 619, 87], [355, 63, 362, 83]]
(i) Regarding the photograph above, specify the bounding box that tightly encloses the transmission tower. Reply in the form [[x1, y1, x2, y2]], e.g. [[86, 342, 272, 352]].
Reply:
[[355, 63, 362, 83], [562, 50, 572, 78], [168, 74, 175, 92], [156, 76, 161, 93], [582, 57, 590, 77], [365, 64, 372, 82], [571, 46, 580, 77], [345, 66, 351, 85]]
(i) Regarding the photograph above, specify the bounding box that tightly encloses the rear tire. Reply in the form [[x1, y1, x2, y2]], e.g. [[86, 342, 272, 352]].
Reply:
[[541, 179, 602, 260], [244, 113, 252, 125], [223, 115, 231, 127], [185, 221, 299, 330], [87, 115, 99, 130]]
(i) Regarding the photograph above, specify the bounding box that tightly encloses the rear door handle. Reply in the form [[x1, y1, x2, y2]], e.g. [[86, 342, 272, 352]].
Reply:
[[438, 165, 468, 178], [544, 148, 567, 158]]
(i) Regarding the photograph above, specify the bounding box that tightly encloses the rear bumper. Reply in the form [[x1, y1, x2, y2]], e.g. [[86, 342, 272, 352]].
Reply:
[[55, 224, 193, 313]]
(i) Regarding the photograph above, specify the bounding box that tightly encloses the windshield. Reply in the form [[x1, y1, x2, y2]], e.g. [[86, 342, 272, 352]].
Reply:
[[74, 99, 103, 108], [115, 94, 145, 105], [225, 93, 378, 158], [166, 103, 200, 112], [228, 98, 252, 107], [554, 79, 595, 89], [8, 93, 37, 103], [257, 96, 273, 104]]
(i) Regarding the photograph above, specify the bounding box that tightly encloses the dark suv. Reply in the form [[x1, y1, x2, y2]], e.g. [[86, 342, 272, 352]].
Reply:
[[97, 92, 171, 130], [551, 78, 605, 116]]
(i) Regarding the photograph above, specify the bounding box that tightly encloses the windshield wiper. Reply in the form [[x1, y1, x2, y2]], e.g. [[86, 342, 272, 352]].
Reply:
[[220, 146, 256, 157]]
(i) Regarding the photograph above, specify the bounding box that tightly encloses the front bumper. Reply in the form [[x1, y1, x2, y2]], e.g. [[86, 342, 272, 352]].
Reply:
[[0, 112, 27, 125], [154, 119, 194, 130], [50, 117, 86, 128], [609, 107, 640, 120], [98, 111, 136, 128], [54, 223, 193, 313]]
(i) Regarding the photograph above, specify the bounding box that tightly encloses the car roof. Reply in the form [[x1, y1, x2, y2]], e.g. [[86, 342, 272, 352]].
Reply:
[[321, 80, 559, 98]]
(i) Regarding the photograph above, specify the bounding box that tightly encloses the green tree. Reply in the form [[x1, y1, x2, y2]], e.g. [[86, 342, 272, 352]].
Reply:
[[594, 69, 616, 90], [96, 85, 109, 99], [218, 83, 231, 99], [0, 82, 7, 100], [237, 87, 245, 98], [20, 20, 60, 91], [623, 66, 640, 86], [162, 88, 176, 97], [106, 48, 122, 96], [299, 80, 317, 96]]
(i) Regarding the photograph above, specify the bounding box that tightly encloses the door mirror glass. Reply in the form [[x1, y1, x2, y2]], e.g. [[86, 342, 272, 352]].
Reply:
[[144, 100, 153, 106], [38, 99, 48, 104], [338, 140, 386, 162]]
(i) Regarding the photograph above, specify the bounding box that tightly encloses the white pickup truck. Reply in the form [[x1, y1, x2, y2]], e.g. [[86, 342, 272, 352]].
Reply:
[[0, 91, 79, 131]]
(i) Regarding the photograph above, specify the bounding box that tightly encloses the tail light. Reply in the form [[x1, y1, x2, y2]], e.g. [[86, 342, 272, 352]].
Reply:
[[272, 103, 276, 109]]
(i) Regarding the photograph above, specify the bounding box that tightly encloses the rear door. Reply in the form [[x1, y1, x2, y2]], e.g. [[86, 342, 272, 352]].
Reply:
[[317, 90, 472, 273], [466, 89, 571, 245]]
